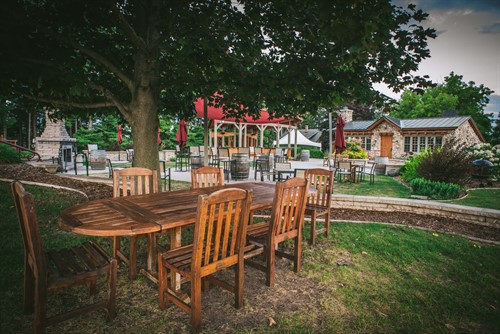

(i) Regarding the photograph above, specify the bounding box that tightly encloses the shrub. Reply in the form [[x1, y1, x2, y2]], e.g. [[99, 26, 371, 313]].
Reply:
[[417, 138, 472, 187], [0, 144, 22, 164], [343, 139, 368, 159], [401, 152, 427, 182], [410, 178, 462, 200], [296, 147, 324, 159], [468, 143, 500, 180]]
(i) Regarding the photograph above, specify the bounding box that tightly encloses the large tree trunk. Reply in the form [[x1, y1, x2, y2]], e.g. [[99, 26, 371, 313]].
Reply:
[[129, 106, 159, 172]]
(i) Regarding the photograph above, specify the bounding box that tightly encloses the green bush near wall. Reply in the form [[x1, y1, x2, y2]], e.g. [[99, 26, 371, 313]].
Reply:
[[410, 178, 462, 200], [296, 147, 324, 159], [0, 144, 21, 164]]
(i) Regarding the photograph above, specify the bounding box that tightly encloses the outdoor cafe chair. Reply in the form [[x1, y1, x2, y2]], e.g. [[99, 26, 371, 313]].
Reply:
[[191, 166, 224, 189], [336, 161, 352, 182], [254, 154, 274, 181], [357, 162, 377, 184], [113, 167, 159, 280], [304, 168, 335, 245], [158, 188, 252, 333], [238, 147, 250, 155], [244, 177, 308, 287], [11, 181, 117, 333]]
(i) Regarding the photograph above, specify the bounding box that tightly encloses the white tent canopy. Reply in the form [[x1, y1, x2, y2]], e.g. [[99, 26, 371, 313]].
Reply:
[[273, 128, 321, 148]]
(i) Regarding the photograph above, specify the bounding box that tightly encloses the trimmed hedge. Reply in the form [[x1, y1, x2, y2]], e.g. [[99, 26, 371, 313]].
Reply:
[[410, 178, 461, 200]]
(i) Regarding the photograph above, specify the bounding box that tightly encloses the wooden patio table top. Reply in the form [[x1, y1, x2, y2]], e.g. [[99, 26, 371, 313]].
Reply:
[[59, 182, 276, 237]]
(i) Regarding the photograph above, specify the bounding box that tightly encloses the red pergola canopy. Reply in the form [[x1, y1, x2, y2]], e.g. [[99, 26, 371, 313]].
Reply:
[[194, 98, 291, 124]]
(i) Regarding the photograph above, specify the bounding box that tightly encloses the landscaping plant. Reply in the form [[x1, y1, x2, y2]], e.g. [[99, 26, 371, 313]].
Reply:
[[0, 144, 21, 164], [400, 151, 427, 182], [410, 177, 462, 200], [343, 139, 368, 159], [416, 138, 472, 187]]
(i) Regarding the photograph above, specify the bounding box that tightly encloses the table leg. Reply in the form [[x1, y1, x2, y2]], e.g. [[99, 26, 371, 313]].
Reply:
[[170, 227, 182, 291]]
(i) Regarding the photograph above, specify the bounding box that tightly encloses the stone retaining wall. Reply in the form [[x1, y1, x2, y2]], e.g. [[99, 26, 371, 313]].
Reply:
[[332, 195, 499, 227]]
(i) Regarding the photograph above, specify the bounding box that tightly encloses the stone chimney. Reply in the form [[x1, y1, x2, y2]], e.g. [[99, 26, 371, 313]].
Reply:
[[304, 125, 309, 132], [340, 108, 353, 123], [35, 110, 76, 165]]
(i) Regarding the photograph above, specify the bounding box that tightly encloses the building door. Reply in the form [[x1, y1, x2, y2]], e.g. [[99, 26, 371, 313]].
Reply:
[[380, 134, 393, 158]]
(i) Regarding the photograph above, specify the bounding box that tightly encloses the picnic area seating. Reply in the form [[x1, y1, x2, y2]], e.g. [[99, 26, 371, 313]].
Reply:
[[244, 178, 308, 287], [158, 188, 252, 333], [304, 168, 335, 245], [191, 166, 224, 188], [112, 168, 159, 280], [11, 181, 117, 333], [336, 161, 352, 182], [357, 162, 377, 184]]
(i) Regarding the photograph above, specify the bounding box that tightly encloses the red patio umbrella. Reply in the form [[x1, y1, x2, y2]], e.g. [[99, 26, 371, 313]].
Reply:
[[335, 115, 346, 155], [176, 120, 188, 149], [158, 127, 162, 146], [117, 125, 123, 145]]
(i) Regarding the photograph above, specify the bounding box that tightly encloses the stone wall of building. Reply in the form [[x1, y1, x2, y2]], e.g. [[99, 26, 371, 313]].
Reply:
[[369, 120, 406, 159], [445, 121, 483, 146]]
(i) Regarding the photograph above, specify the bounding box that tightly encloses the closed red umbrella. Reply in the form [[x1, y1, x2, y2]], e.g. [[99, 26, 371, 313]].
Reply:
[[158, 127, 162, 146], [176, 120, 188, 148], [335, 115, 346, 154], [117, 125, 123, 145]]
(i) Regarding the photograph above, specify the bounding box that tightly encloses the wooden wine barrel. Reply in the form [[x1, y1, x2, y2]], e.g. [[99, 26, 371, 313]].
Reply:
[[231, 153, 250, 180], [300, 150, 310, 162]]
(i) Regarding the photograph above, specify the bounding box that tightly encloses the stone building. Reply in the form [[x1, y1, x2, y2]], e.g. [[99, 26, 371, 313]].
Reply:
[[340, 110, 484, 159]]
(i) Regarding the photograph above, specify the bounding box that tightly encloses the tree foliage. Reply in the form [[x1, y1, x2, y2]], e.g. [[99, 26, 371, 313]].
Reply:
[[391, 73, 493, 137], [0, 0, 435, 169]]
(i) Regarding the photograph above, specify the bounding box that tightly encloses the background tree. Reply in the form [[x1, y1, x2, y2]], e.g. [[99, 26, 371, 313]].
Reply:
[[0, 1, 435, 170], [391, 72, 493, 137]]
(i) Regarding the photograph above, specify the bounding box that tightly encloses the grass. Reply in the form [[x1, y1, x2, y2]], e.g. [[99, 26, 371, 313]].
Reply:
[[333, 175, 412, 198], [445, 188, 500, 210], [1, 180, 498, 333]]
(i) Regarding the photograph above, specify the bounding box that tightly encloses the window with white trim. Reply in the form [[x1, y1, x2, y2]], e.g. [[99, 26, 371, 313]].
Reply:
[[404, 135, 444, 153], [346, 136, 372, 151]]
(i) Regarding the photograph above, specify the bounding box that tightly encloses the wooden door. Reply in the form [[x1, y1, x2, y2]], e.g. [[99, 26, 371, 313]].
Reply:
[[380, 134, 393, 158]]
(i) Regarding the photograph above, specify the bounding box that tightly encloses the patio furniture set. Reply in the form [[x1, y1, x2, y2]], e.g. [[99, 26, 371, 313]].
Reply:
[[11, 164, 335, 333]]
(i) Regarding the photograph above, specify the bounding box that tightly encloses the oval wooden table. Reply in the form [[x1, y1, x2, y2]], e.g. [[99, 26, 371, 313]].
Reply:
[[59, 182, 277, 283]]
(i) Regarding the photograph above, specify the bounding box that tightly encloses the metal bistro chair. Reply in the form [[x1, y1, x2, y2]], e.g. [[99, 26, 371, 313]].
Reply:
[[158, 188, 252, 333], [357, 162, 377, 184], [11, 181, 117, 333], [113, 167, 159, 279], [191, 166, 224, 189], [304, 168, 335, 245], [336, 161, 352, 182], [244, 178, 308, 287]]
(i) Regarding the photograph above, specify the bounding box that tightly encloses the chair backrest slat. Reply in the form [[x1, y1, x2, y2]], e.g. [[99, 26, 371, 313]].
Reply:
[[304, 169, 334, 207], [113, 167, 158, 197], [192, 188, 252, 272], [191, 166, 224, 189], [269, 178, 308, 239], [11, 181, 47, 280]]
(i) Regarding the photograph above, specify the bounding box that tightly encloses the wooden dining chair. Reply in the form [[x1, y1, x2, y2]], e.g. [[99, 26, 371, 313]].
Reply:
[[11, 181, 117, 333], [244, 177, 308, 287], [158, 188, 252, 333], [303, 168, 335, 245], [113, 167, 158, 279], [191, 166, 224, 189]]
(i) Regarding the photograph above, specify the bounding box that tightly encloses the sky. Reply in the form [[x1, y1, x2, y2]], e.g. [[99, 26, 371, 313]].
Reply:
[[374, 0, 500, 117]]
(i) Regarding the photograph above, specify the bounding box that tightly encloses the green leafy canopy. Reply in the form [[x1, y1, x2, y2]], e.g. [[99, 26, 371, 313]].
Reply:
[[0, 0, 435, 169]]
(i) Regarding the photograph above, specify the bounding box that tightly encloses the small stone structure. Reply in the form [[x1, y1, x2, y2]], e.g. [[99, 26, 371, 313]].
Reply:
[[35, 111, 76, 168]]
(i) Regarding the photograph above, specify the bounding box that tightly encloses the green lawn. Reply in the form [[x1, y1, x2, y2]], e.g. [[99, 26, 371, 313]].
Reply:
[[1, 181, 498, 333], [445, 188, 500, 210], [333, 175, 412, 198]]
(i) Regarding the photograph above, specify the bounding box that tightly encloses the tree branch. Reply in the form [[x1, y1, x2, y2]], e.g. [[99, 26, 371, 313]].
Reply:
[[87, 82, 132, 119], [109, 3, 147, 50], [34, 24, 134, 92], [14, 90, 115, 109]]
